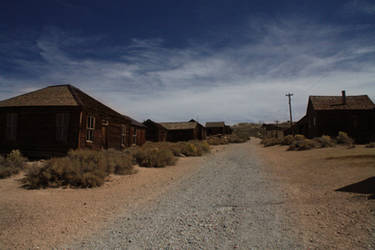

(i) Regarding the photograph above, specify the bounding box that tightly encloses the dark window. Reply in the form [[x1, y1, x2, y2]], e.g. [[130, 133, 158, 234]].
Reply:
[[86, 116, 95, 141], [121, 124, 126, 146], [133, 128, 137, 145], [56, 113, 70, 143], [6, 113, 18, 141]]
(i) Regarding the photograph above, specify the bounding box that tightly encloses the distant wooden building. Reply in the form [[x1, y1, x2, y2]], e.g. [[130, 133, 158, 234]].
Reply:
[[0, 84, 144, 157], [128, 117, 147, 146], [160, 121, 206, 142], [144, 119, 206, 142], [143, 119, 168, 142], [295, 91, 375, 143], [206, 122, 232, 136], [261, 123, 284, 138]]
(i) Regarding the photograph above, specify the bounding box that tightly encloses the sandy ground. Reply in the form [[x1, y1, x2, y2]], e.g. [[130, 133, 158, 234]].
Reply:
[[1, 141, 374, 249], [0, 147, 228, 249], [254, 138, 375, 249]]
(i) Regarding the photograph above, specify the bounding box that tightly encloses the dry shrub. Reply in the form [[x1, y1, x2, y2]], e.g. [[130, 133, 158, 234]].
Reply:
[[133, 140, 210, 168], [207, 136, 228, 145], [261, 137, 282, 147], [0, 150, 27, 179], [191, 140, 211, 154], [207, 134, 248, 145], [295, 134, 306, 141], [313, 135, 336, 148], [134, 148, 176, 168], [23, 149, 135, 189], [228, 134, 248, 143], [180, 142, 201, 156], [336, 131, 354, 145], [280, 135, 295, 145], [288, 138, 319, 151], [171, 141, 210, 156]]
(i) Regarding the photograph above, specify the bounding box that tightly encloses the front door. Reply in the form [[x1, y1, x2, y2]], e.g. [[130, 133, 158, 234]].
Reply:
[[101, 126, 108, 149]]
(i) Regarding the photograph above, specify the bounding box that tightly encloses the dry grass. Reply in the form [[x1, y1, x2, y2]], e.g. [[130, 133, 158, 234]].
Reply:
[[22, 149, 135, 189], [0, 150, 27, 179]]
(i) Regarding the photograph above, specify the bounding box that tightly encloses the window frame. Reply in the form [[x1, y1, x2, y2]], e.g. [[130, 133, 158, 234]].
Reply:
[[86, 115, 95, 142]]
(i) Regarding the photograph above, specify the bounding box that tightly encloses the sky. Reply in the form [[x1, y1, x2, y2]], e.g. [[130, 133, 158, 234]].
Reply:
[[1, 0, 375, 124]]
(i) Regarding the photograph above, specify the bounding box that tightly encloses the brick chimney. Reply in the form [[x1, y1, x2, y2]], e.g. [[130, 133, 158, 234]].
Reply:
[[342, 90, 346, 105]]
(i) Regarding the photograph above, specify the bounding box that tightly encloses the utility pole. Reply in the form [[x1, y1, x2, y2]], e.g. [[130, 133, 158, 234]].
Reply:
[[286, 93, 294, 128]]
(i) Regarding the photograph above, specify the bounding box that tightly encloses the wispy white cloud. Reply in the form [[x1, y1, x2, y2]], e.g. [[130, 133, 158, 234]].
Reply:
[[342, 0, 375, 15], [1, 19, 375, 123]]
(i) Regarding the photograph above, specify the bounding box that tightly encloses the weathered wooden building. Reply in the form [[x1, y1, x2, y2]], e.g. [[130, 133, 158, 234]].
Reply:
[[295, 91, 375, 143], [206, 122, 232, 136], [143, 119, 168, 142], [160, 121, 206, 142], [0, 84, 145, 157]]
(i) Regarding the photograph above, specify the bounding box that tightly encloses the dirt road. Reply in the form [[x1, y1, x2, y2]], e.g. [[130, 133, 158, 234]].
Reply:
[[70, 142, 307, 249]]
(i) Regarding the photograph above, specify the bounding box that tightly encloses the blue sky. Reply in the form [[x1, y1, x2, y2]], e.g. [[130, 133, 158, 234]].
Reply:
[[1, 0, 375, 123]]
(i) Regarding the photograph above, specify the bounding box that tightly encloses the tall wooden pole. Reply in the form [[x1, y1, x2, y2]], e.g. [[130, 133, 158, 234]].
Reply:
[[286, 93, 294, 129]]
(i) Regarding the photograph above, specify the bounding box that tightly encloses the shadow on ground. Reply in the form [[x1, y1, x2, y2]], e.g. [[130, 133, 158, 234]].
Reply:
[[336, 177, 375, 200]]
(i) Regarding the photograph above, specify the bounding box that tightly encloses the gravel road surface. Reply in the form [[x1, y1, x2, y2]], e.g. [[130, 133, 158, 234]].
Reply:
[[70, 142, 305, 249]]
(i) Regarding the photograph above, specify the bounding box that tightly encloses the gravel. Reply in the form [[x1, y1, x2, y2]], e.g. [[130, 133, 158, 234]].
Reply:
[[68, 143, 305, 249]]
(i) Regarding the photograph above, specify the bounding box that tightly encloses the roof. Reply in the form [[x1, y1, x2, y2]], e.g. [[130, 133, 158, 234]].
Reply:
[[206, 122, 225, 128], [309, 95, 375, 111], [0, 85, 79, 107], [127, 117, 146, 128], [159, 122, 197, 130], [0, 84, 136, 122]]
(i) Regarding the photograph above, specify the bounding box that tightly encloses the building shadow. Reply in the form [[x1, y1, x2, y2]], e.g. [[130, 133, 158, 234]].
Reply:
[[336, 177, 375, 200]]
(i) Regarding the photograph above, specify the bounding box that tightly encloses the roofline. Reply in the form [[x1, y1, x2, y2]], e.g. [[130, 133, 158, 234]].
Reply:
[[159, 121, 198, 130], [67, 85, 84, 106], [309, 94, 370, 98]]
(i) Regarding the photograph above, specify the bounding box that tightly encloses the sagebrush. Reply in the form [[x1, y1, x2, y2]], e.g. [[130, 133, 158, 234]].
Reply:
[[133, 140, 210, 168], [336, 131, 354, 145], [0, 150, 27, 179], [23, 149, 135, 189]]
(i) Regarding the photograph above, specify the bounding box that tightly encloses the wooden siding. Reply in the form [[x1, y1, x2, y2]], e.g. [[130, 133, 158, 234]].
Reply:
[[79, 111, 130, 150], [0, 106, 81, 157], [129, 126, 146, 146]]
